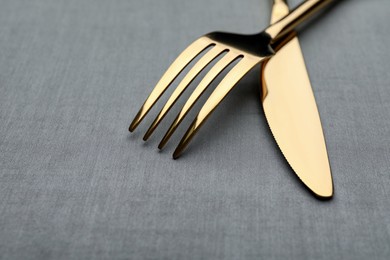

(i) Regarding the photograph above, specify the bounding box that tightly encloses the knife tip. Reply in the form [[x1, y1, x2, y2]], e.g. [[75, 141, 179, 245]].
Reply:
[[312, 187, 334, 200]]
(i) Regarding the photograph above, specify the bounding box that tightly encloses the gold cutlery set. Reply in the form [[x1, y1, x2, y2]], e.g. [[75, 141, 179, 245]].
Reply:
[[129, 0, 334, 198]]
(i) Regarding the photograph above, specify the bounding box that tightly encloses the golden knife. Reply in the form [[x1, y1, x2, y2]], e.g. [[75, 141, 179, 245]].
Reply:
[[261, 0, 333, 198]]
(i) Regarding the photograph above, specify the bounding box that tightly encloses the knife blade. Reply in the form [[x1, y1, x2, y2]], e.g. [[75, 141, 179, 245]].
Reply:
[[261, 0, 333, 198]]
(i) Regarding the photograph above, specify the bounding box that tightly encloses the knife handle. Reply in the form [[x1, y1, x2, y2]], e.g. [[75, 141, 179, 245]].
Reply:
[[270, 0, 290, 24], [266, 0, 334, 41]]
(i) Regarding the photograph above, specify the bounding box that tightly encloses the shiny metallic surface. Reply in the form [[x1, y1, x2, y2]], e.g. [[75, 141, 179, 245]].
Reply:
[[128, 38, 213, 132], [159, 51, 240, 150], [129, 0, 333, 158], [143, 46, 226, 141], [262, 0, 333, 198]]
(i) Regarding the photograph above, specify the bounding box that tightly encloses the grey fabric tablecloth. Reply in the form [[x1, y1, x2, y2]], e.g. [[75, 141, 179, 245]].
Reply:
[[1, 0, 389, 259]]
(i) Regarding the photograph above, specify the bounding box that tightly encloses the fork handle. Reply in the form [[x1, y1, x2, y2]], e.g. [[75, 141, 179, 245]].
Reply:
[[266, 0, 334, 41]]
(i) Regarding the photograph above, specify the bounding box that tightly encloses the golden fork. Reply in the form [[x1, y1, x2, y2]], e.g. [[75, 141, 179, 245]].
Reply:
[[129, 0, 334, 159]]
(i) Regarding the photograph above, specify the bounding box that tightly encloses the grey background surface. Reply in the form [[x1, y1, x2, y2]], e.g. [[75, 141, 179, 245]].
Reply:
[[1, 0, 389, 259]]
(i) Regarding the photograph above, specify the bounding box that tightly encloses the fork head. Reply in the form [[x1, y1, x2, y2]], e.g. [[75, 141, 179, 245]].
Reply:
[[129, 31, 274, 158], [129, 0, 335, 158]]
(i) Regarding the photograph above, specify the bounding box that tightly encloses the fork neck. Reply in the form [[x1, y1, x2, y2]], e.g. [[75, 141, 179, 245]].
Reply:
[[266, 0, 333, 41]]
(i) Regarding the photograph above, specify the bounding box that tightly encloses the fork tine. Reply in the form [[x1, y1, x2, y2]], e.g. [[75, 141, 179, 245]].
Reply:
[[129, 37, 213, 132], [172, 57, 259, 159], [143, 46, 226, 141], [158, 51, 240, 149]]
